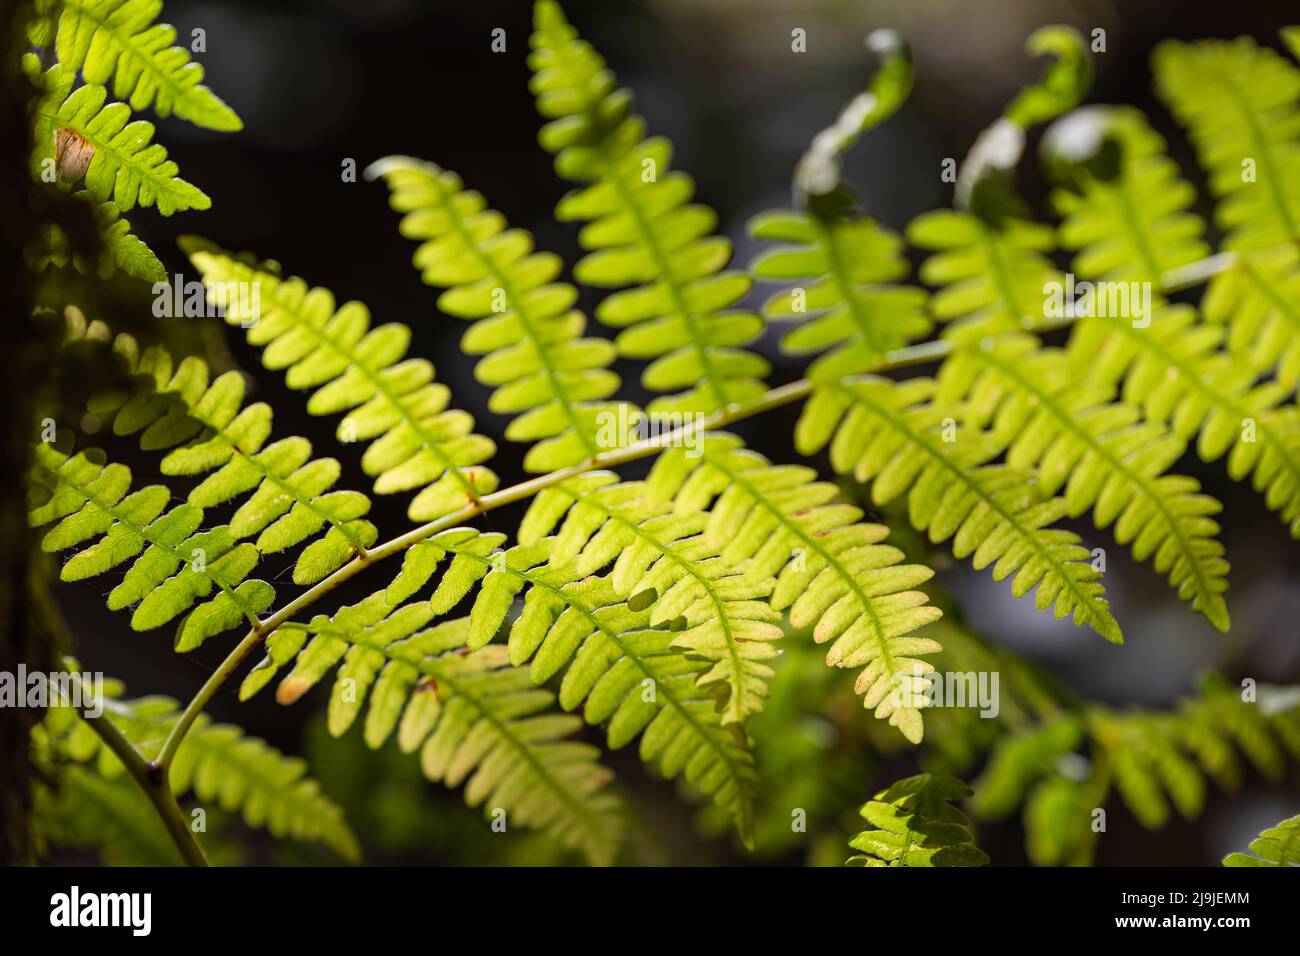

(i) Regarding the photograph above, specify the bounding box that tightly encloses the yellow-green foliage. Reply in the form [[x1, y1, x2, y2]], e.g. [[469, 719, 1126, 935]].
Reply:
[[847, 773, 988, 867], [23, 0, 1300, 868]]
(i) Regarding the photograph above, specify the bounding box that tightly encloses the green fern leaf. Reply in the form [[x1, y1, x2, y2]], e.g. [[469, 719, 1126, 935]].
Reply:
[[182, 238, 499, 521], [937, 332, 1230, 629], [386, 496, 779, 737], [515, 469, 784, 725], [167, 716, 360, 860], [377, 529, 762, 839], [80, 332, 378, 585], [27, 195, 165, 282], [647, 435, 944, 741], [907, 209, 1059, 336], [1064, 305, 1300, 537], [846, 773, 989, 867], [1154, 36, 1300, 251], [969, 714, 1085, 821], [29, 445, 273, 649], [244, 598, 624, 865], [1223, 814, 1300, 867], [1204, 245, 1300, 395], [528, 0, 769, 414], [797, 376, 1122, 642], [29, 60, 209, 214], [506, 574, 759, 843], [367, 156, 627, 471], [1039, 114, 1300, 537], [1048, 106, 1211, 284], [36, 0, 242, 130], [1091, 709, 1208, 827], [972, 676, 1300, 865], [749, 209, 931, 380], [318, 488, 765, 835]]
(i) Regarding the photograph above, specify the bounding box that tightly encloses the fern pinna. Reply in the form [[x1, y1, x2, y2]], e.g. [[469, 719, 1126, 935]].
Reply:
[[19, 0, 1300, 869]]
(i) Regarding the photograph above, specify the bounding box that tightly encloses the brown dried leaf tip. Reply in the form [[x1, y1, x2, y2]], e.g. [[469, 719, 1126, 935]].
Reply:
[[55, 128, 95, 182], [275, 675, 311, 706]]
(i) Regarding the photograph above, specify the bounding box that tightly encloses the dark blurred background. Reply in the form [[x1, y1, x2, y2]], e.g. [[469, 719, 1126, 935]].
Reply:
[[52, 0, 1300, 865]]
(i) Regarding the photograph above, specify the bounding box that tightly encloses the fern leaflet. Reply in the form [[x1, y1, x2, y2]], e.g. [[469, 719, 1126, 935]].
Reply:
[[749, 209, 931, 381], [367, 157, 627, 472], [1064, 305, 1300, 537], [27, 196, 164, 282], [29, 60, 209, 214], [242, 599, 625, 865], [797, 376, 1122, 642], [907, 210, 1059, 336], [512, 477, 781, 725], [528, 0, 769, 414], [1154, 36, 1300, 251], [182, 239, 499, 521], [1048, 106, 1210, 284], [29, 444, 274, 650], [32, 0, 242, 131], [35, 679, 359, 861], [972, 676, 1300, 865], [1223, 814, 1300, 867], [79, 331, 378, 585], [846, 773, 988, 867], [937, 332, 1230, 629], [1204, 244, 1300, 395], [647, 436, 943, 741]]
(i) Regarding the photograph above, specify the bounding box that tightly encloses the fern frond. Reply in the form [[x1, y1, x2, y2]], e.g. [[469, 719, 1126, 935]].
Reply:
[[1040, 114, 1300, 536], [968, 714, 1085, 821], [504, 575, 759, 842], [1064, 305, 1300, 537], [846, 773, 988, 867], [36, 764, 181, 865], [1154, 36, 1300, 251], [1223, 814, 1300, 867], [182, 238, 499, 521], [1087, 674, 1300, 832], [28, 444, 274, 650], [380, 524, 761, 838], [1204, 244, 1300, 394], [36, 684, 359, 860], [937, 333, 1231, 629], [243, 598, 624, 864], [1049, 106, 1211, 284], [516, 471, 782, 726], [34, 0, 242, 130], [748, 209, 931, 381], [527, 0, 768, 414], [367, 157, 627, 471], [27, 195, 164, 282], [972, 676, 1300, 865], [382, 493, 778, 733], [907, 209, 1059, 336], [80, 331, 377, 585], [797, 376, 1122, 642], [29, 60, 209, 214], [647, 435, 944, 741], [1174, 674, 1299, 791]]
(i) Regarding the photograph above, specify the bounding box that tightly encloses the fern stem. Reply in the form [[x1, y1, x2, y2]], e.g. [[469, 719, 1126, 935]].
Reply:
[[57, 663, 209, 867], [34, 585, 207, 865]]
